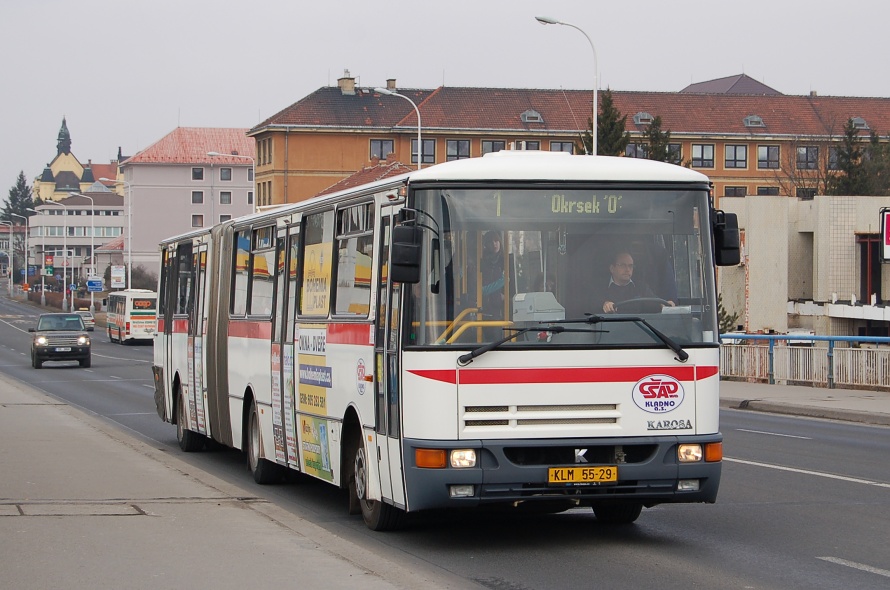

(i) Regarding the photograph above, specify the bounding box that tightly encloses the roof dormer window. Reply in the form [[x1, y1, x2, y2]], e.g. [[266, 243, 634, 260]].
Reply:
[[851, 116, 869, 130], [744, 115, 765, 127], [633, 112, 654, 125], [520, 109, 544, 124]]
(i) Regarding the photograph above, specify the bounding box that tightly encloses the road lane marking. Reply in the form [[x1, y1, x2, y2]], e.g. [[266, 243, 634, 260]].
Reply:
[[817, 557, 890, 578], [724, 457, 890, 489], [736, 428, 812, 439]]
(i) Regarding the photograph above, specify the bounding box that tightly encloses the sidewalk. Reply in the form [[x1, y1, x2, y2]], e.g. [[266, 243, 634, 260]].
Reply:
[[0, 373, 475, 590], [720, 378, 890, 426]]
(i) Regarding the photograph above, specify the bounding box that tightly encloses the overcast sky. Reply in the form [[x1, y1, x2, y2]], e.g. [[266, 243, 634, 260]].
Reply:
[[2, 0, 888, 199]]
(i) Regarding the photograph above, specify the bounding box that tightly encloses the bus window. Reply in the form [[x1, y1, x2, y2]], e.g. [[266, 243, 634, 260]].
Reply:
[[232, 230, 249, 315], [335, 202, 374, 316], [300, 210, 334, 316]]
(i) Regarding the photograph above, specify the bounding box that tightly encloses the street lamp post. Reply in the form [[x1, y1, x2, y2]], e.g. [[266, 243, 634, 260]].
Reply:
[[0, 221, 12, 297], [99, 177, 131, 289], [373, 87, 423, 169], [69, 193, 96, 309], [535, 16, 598, 156], [10, 212, 28, 292], [41, 201, 69, 310], [26, 208, 47, 305], [207, 152, 256, 211]]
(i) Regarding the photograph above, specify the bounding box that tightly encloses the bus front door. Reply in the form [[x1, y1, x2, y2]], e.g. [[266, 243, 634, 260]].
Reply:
[[375, 207, 406, 507]]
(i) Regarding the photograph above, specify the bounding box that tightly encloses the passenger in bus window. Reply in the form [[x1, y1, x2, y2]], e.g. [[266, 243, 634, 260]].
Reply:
[[481, 231, 505, 323], [600, 250, 674, 313]]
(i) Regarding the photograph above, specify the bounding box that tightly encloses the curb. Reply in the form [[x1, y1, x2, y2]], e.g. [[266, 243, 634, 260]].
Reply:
[[720, 398, 890, 427]]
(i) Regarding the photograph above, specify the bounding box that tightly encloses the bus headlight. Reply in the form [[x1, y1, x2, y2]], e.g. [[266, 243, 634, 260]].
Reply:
[[450, 449, 477, 468], [678, 444, 703, 463]]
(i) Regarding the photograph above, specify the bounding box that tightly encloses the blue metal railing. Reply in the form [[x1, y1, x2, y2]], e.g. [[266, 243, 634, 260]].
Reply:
[[719, 334, 890, 388]]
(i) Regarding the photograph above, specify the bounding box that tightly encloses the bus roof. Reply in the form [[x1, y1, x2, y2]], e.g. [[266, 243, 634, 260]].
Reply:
[[407, 151, 710, 184]]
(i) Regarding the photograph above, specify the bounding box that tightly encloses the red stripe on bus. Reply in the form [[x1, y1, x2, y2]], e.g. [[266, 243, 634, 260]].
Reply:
[[228, 320, 273, 339], [408, 366, 719, 385], [171, 318, 190, 334], [326, 323, 373, 345]]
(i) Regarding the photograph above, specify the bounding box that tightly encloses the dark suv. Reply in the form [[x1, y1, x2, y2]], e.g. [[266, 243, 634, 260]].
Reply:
[[29, 313, 92, 368]]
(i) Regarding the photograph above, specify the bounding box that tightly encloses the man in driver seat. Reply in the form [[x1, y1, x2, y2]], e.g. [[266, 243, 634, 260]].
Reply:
[[601, 251, 675, 313]]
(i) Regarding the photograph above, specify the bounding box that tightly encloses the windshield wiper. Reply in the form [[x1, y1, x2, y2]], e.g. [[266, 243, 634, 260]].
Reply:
[[457, 325, 567, 366], [582, 314, 688, 363]]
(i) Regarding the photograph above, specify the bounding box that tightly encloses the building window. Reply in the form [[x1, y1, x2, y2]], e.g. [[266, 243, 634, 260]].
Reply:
[[668, 143, 682, 163], [220, 191, 232, 205], [411, 138, 436, 164], [482, 140, 506, 154], [625, 143, 648, 158], [192, 191, 204, 204], [192, 215, 204, 227], [797, 146, 818, 170], [725, 186, 747, 197], [220, 214, 232, 222], [220, 167, 232, 181], [370, 139, 394, 160], [796, 188, 817, 200], [550, 141, 574, 153], [248, 168, 254, 182], [192, 167, 204, 181], [828, 147, 840, 170], [758, 145, 780, 169], [446, 140, 470, 161], [248, 191, 254, 205], [725, 145, 748, 168], [757, 186, 780, 196], [525, 141, 540, 150], [691, 144, 715, 168]]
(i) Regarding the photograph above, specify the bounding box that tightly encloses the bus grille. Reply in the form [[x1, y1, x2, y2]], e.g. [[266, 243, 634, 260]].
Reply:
[[463, 404, 618, 428]]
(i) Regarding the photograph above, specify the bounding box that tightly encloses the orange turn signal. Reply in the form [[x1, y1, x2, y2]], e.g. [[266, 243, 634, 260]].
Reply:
[[415, 448, 447, 469], [704, 442, 723, 462]]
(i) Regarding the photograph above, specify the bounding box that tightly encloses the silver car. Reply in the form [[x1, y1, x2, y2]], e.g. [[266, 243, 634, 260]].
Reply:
[[76, 310, 96, 331]]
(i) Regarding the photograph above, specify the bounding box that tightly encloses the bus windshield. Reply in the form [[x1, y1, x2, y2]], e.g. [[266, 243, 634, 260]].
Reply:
[[405, 185, 719, 349]]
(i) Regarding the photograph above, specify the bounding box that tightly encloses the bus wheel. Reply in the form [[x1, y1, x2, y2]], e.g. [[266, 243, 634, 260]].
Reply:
[[247, 401, 282, 484], [176, 391, 204, 452], [592, 502, 643, 524], [350, 437, 404, 531]]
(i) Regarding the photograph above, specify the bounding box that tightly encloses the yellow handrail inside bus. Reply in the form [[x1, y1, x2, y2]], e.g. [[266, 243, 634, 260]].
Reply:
[[434, 307, 480, 343], [447, 321, 513, 344]]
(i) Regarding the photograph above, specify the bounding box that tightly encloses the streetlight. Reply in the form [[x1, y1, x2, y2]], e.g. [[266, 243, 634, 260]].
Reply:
[[207, 151, 256, 211], [0, 221, 12, 297], [535, 16, 598, 156], [69, 192, 96, 310], [374, 87, 423, 169], [41, 200, 70, 310], [10, 212, 28, 292], [99, 177, 131, 289], [26, 208, 47, 305]]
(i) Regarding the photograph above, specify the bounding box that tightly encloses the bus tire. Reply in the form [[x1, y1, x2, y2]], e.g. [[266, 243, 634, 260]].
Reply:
[[176, 390, 204, 452], [247, 401, 283, 484], [350, 435, 404, 531], [592, 502, 643, 524]]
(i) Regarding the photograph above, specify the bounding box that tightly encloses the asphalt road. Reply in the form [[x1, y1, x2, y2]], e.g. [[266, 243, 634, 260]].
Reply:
[[1, 295, 888, 589]]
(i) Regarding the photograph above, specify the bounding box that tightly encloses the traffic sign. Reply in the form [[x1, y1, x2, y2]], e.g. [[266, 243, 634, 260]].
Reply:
[[86, 278, 104, 292]]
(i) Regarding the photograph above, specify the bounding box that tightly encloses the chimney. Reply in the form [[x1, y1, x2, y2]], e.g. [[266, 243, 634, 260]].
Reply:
[[810, 90, 818, 97], [386, 78, 397, 90], [338, 69, 356, 95]]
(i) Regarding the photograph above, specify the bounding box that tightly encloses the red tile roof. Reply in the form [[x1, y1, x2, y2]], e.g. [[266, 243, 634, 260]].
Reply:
[[252, 85, 890, 140], [126, 127, 254, 165], [315, 160, 413, 197]]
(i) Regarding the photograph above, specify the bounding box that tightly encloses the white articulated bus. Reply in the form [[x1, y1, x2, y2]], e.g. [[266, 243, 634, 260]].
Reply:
[[152, 151, 740, 530], [107, 289, 158, 344]]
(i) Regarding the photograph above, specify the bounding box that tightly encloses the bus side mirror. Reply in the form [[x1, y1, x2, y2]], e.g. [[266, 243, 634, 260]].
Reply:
[[391, 224, 422, 284], [713, 210, 740, 266]]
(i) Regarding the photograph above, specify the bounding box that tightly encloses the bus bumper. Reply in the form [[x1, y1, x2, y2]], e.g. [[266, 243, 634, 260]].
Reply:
[[401, 434, 722, 512]]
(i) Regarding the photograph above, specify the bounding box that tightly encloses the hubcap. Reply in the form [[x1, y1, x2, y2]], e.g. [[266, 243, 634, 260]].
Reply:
[[354, 446, 367, 500]]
